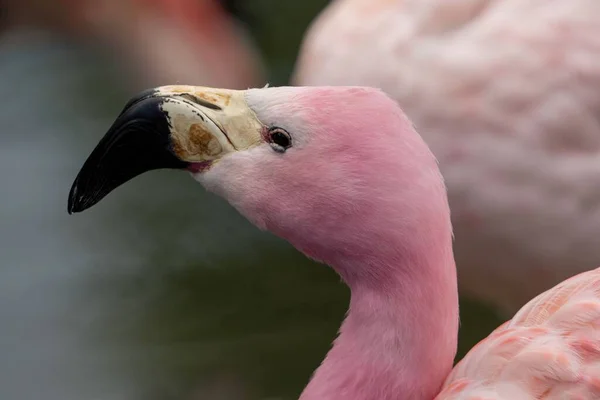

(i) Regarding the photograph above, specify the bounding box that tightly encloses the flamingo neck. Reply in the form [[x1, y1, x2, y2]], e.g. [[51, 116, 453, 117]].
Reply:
[[299, 250, 458, 400]]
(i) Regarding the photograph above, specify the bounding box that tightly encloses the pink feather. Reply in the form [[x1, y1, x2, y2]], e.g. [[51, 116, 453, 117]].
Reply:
[[194, 86, 600, 399], [293, 0, 600, 315]]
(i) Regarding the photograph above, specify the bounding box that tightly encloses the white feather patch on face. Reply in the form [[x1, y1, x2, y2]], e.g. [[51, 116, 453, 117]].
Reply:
[[244, 87, 315, 149]]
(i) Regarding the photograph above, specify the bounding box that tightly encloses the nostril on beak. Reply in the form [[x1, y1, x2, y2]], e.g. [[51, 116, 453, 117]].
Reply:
[[177, 93, 223, 111]]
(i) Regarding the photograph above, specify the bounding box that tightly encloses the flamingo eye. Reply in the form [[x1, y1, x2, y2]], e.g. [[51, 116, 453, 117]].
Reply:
[[268, 127, 292, 153]]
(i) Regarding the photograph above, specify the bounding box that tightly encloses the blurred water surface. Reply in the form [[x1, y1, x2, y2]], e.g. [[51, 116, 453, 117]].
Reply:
[[0, 2, 500, 399]]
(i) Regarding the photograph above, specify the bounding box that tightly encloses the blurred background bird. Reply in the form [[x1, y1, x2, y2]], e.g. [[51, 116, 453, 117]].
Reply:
[[294, 0, 600, 316], [3, 0, 264, 88], [1, 0, 598, 399]]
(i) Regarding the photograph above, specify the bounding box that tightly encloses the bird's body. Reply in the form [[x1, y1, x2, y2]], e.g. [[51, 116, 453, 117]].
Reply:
[[68, 85, 600, 399], [294, 0, 600, 314], [439, 267, 600, 399], [56, 0, 264, 88]]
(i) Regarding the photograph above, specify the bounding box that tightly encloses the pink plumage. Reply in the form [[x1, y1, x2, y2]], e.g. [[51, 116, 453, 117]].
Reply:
[[63, 0, 264, 88], [70, 85, 600, 399], [439, 267, 600, 399], [192, 86, 600, 399], [294, 0, 600, 315]]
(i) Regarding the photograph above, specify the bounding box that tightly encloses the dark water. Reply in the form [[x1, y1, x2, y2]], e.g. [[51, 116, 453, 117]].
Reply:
[[0, 3, 501, 399]]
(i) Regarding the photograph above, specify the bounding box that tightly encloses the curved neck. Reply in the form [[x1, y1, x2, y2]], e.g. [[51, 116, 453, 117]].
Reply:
[[300, 244, 458, 400]]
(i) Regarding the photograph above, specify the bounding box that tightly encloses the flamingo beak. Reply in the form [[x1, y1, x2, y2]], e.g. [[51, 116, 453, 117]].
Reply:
[[67, 85, 263, 214]]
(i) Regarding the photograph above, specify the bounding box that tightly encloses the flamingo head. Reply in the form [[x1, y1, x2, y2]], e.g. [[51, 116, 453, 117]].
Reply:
[[68, 85, 451, 285]]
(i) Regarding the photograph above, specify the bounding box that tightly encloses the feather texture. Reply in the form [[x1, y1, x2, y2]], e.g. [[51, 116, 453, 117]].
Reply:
[[294, 0, 600, 314], [438, 267, 600, 399]]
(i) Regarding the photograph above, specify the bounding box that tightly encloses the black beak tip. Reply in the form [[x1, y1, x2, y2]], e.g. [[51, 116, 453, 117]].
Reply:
[[67, 183, 80, 215], [66, 88, 190, 215], [67, 176, 95, 215]]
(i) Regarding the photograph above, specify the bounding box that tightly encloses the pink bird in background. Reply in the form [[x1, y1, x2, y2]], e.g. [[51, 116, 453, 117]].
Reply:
[[67, 84, 600, 399], [293, 0, 600, 315], [5, 0, 265, 89], [70, 0, 265, 88]]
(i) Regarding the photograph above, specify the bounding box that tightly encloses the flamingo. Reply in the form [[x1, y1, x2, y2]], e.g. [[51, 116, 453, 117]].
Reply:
[[82, 0, 265, 88], [35, 0, 265, 88], [292, 0, 600, 315], [68, 85, 600, 399]]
